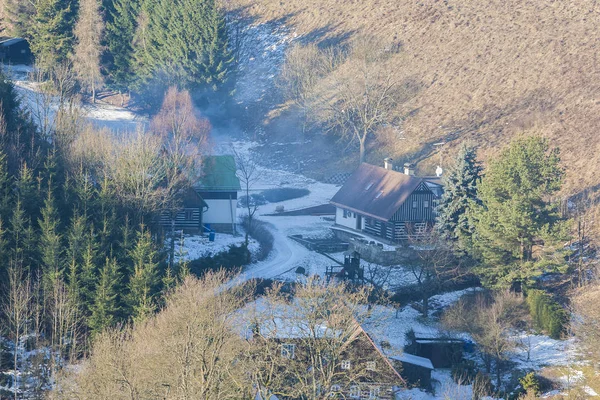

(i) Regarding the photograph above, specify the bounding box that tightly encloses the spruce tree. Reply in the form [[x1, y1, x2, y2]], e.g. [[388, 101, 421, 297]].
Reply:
[[437, 144, 483, 253], [0, 152, 13, 223], [471, 136, 568, 288], [38, 185, 63, 276], [88, 257, 121, 335], [133, 0, 233, 98], [79, 228, 99, 315], [4, 0, 36, 37], [104, 0, 140, 100], [29, 0, 78, 67], [127, 225, 160, 322], [66, 212, 87, 303]]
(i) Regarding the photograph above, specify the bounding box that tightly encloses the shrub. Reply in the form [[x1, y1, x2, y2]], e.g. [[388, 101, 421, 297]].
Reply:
[[519, 372, 540, 395], [526, 289, 568, 339], [451, 360, 478, 384], [472, 372, 493, 400], [186, 244, 250, 276], [249, 219, 274, 261], [261, 188, 310, 203]]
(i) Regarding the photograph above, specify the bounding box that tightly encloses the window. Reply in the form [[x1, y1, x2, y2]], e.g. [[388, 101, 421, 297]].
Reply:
[[369, 386, 380, 399], [329, 385, 341, 397], [424, 200, 429, 208], [281, 343, 295, 359], [343, 209, 349, 218], [366, 361, 376, 371], [184, 209, 194, 220], [349, 385, 361, 399], [412, 201, 418, 208], [341, 360, 351, 370]]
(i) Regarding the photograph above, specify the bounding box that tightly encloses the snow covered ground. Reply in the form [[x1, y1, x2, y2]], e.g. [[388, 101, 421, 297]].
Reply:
[[173, 232, 260, 263]]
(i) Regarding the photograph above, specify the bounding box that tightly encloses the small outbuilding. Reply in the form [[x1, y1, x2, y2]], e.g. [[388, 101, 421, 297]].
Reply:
[[390, 353, 434, 390], [0, 37, 33, 64]]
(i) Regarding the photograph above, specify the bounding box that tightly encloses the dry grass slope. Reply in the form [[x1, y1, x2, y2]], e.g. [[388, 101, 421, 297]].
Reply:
[[225, 0, 600, 194]]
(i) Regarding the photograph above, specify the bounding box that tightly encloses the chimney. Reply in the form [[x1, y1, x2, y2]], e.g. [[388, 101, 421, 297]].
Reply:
[[403, 163, 415, 176], [384, 157, 394, 171]]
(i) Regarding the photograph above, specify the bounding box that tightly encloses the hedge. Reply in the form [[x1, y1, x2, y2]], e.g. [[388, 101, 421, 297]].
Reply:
[[526, 289, 567, 339]]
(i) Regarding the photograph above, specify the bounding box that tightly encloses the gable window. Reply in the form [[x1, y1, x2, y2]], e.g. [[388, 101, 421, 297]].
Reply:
[[184, 210, 194, 220], [343, 209, 349, 218], [424, 200, 429, 208], [369, 386, 380, 399], [281, 343, 295, 359], [349, 385, 361, 399], [341, 360, 351, 370], [366, 361, 376, 371], [329, 385, 341, 396], [412, 201, 418, 208]]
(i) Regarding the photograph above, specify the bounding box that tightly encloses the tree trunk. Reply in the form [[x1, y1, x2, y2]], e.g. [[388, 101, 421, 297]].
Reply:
[[359, 136, 366, 164], [422, 291, 429, 317], [170, 217, 176, 269]]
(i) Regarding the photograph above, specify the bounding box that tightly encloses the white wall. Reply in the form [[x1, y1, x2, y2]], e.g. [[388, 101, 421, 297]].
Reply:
[[335, 207, 362, 230], [204, 199, 237, 225]]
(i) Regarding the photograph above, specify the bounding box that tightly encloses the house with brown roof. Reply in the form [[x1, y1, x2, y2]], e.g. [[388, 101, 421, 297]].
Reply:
[[246, 315, 406, 399], [330, 159, 442, 243]]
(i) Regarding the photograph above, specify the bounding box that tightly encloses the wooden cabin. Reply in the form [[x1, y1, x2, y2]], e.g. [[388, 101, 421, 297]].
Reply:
[[330, 159, 443, 243], [158, 188, 208, 234]]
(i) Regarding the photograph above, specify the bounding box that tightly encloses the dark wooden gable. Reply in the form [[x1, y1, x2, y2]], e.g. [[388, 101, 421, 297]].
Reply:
[[390, 182, 436, 222]]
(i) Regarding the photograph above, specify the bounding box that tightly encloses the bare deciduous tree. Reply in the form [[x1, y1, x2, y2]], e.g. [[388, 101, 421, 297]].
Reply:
[[232, 147, 261, 245], [72, 0, 104, 103], [443, 291, 527, 391], [571, 284, 600, 364], [150, 87, 211, 265], [407, 227, 455, 317], [314, 36, 406, 163], [52, 272, 254, 400], [2, 264, 33, 400]]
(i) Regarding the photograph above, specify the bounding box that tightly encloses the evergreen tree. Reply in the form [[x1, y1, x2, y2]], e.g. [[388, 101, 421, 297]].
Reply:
[[128, 225, 160, 322], [73, 0, 105, 102], [16, 162, 39, 218], [133, 0, 234, 100], [79, 228, 99, 314], [471, 136, 568, 288], [104, 0, 140, 100], [66, 212, 87, 303], [437, 144, 483, 253], [88, 257, 121, 335], [29, 0, 78, 67], [4, 0, 36, 37], [0, 152, 13, 223], [9, 198, 26, 265], [38, 185, 63, 275]]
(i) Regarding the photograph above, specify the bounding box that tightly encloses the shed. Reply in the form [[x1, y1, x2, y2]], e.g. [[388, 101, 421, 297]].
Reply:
[[389, 353, 434, 389], [0, 38, 33, 64], [411, 338, 464, 369]]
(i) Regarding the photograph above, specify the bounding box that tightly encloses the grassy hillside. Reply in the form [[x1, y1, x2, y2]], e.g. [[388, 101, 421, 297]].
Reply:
[[226, 0, 600, 194]]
